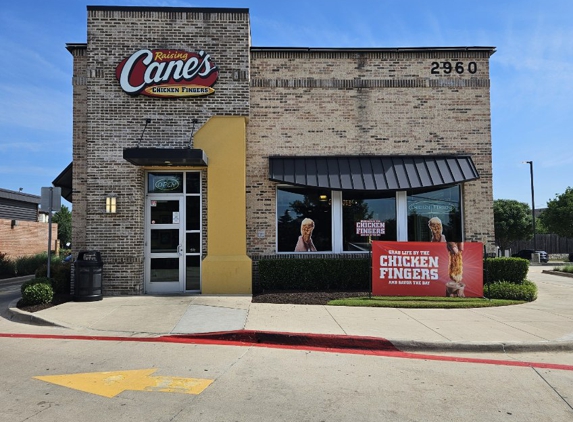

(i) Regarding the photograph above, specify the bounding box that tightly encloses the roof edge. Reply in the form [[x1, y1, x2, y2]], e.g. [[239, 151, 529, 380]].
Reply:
[[252, 46, 496, 54], [66, 43, 87, 53], [0, 188, 40, 203], [87, 6, 249, 14]]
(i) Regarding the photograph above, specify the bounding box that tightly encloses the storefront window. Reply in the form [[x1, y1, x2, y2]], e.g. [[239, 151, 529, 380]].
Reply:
[[342, 191, 397, 251], [148, 172, 183, 194], [407, 186, 462, 242], [277, 184, 463, 253], [277, 187, 332, 252]]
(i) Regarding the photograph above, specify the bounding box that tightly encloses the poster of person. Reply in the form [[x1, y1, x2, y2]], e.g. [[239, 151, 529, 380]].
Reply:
[[372, 241, 483, 297], [294, 218, 317, 252], [428, 217, 446, 242]]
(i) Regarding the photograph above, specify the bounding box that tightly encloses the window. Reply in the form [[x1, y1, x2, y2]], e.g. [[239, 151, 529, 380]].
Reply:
[[342, 191, 396, 251], [277, 184, 463, 253], [277, 187, 332, 252], [407, 186, 462, 242], [148, 173, 183, 193]]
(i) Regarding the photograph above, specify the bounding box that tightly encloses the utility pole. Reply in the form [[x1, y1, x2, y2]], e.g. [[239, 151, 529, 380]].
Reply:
[[524, 161, 536, 251]]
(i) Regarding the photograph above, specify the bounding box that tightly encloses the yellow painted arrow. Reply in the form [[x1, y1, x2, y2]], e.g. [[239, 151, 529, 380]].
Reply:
[[34, 369, 213, 398]]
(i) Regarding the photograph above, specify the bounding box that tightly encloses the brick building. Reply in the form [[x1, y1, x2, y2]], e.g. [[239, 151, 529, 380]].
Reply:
[[0, 188, 57, 259], [55, 6, 495, 295]]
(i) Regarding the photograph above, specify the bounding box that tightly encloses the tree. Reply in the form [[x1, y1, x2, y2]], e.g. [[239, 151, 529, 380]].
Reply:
[[52, 205, 72, 249], [538, 187, 573, 238], [493, 199, 532, 251]]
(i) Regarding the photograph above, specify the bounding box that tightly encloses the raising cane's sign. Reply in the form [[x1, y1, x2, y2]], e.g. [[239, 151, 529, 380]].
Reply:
[[115, 49, 219, 98]]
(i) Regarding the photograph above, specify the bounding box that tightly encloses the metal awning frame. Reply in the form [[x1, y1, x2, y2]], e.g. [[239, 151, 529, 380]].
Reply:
[[268, 155, 479, 192]]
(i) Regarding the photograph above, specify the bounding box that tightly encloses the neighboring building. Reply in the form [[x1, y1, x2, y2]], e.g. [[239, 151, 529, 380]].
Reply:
[[0, 188, 40, 222], [0, 188, 57, 258], [55, 6, 495, 295]]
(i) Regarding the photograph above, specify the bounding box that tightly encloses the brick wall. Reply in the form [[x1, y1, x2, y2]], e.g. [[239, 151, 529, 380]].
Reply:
[[247, 49, 495, 255], [69, 45, 88, 253], [72, 7, 250, 294], [71, 7, 496, 294], [0, 219, 58, 259]]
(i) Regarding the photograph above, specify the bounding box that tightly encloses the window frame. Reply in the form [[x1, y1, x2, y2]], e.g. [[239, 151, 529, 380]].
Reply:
[[275, 184, 464, 254]]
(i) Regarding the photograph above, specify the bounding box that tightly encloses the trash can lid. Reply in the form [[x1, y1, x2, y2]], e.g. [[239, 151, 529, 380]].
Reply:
[[76, 250, 103, 262]]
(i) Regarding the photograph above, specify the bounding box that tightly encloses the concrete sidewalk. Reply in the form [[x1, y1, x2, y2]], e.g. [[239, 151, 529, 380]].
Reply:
[[6, 265, 573, 352]]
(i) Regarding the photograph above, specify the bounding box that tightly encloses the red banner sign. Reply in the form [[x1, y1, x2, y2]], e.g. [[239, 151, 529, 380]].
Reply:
[[115, 49, 219, 97], [372, 241, 483, 297]]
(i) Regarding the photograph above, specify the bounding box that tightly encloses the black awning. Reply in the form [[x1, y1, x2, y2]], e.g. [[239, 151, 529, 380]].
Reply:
[[269, 155, 479, 191], [123, 148, 208, 166], [53, 162, 73, 203]]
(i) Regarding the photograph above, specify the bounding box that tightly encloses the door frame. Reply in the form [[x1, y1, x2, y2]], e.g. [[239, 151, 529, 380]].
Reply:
[[144, 171, 203, 294], [145, 195, 184, 294]]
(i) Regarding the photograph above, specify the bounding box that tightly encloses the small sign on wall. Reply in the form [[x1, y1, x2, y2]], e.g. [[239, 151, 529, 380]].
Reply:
[[356, 220, 385, 236]]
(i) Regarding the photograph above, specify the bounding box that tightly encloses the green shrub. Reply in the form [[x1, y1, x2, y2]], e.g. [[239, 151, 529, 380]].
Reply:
[[36, 262, 71, 294], [21, 282, 54, 306], [485, 280, 537, 302], [21, 277, 51, 295], [0, 252, 16, 279], [15, 253, 53, 277], [556, 265, 573, 273], [258, 258, 370, 291], [484, 258, 529, 284]]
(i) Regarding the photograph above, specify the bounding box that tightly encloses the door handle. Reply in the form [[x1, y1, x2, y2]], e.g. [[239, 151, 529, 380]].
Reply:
[[177, 244, 183, 256]]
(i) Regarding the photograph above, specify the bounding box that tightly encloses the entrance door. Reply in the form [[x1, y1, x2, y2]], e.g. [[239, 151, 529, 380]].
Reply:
[[145, 171, 202, 294], [146, 196, 184, 293]]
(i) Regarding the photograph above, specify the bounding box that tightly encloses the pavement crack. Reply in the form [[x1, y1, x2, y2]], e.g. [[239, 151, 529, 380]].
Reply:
[[468, 309, 548, 341], [398, 309, 451, 341], [324, 306, 347, 335], [532, 367, 573, 411]]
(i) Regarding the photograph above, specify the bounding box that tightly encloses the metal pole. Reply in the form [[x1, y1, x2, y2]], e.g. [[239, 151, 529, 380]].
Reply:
[[526, 161, 536, 251], [47, 187, 53, 279]]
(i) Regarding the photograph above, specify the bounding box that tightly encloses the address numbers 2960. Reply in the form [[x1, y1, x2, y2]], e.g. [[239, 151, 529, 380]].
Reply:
[[430, 61, 477, 75]]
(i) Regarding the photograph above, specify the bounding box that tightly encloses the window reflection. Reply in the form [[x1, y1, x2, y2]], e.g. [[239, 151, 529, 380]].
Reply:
[[150, 200, 179, 224], [277, 187, 332, 252], [407, 186, 461, 242], [342, 191, 397, 251]]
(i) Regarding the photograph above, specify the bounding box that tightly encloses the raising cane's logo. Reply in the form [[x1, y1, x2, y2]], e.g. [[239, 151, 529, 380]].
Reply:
[[115, 49, 218, 98]]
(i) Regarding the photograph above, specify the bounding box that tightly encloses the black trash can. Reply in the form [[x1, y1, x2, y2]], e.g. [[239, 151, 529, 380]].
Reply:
[[74, 251, 103, 302]]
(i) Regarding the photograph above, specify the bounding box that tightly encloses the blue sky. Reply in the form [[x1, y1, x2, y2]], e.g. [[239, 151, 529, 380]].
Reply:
[[1, 0, 571, 208]]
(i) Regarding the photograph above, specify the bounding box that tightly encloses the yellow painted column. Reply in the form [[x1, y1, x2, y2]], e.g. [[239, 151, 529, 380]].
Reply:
[[193, 116, 252, 294]]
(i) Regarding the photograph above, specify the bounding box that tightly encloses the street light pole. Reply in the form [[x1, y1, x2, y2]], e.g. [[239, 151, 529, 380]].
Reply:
[[525, 161, 536, 251]]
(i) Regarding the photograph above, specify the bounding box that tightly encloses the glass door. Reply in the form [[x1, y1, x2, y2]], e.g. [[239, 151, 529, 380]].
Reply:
[[146, 196, 184, 293], [145, 171, 202, 294]]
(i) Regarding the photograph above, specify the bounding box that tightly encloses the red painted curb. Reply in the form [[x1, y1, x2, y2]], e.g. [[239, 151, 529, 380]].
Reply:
[[3, 331, 573, 372], [164, 330, 401, 351]]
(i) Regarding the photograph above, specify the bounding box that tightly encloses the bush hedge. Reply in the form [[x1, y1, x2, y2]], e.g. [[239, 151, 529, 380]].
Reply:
[[257, 256, 538, 303], [35, 262, 71, 294], [0, 252, 16, 279], [15, 254, 52, 277], [485, 280, 537, 302], [484, 257, 529, 284], [258, 258, 370, 291], [21, 281, 54, 306], [21, 277, 51, 295], [0, 252, 63, 279]]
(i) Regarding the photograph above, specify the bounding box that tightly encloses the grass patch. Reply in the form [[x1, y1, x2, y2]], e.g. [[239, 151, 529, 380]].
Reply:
[[328, 296, 525, 308], [554, 265, 573, 273]]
